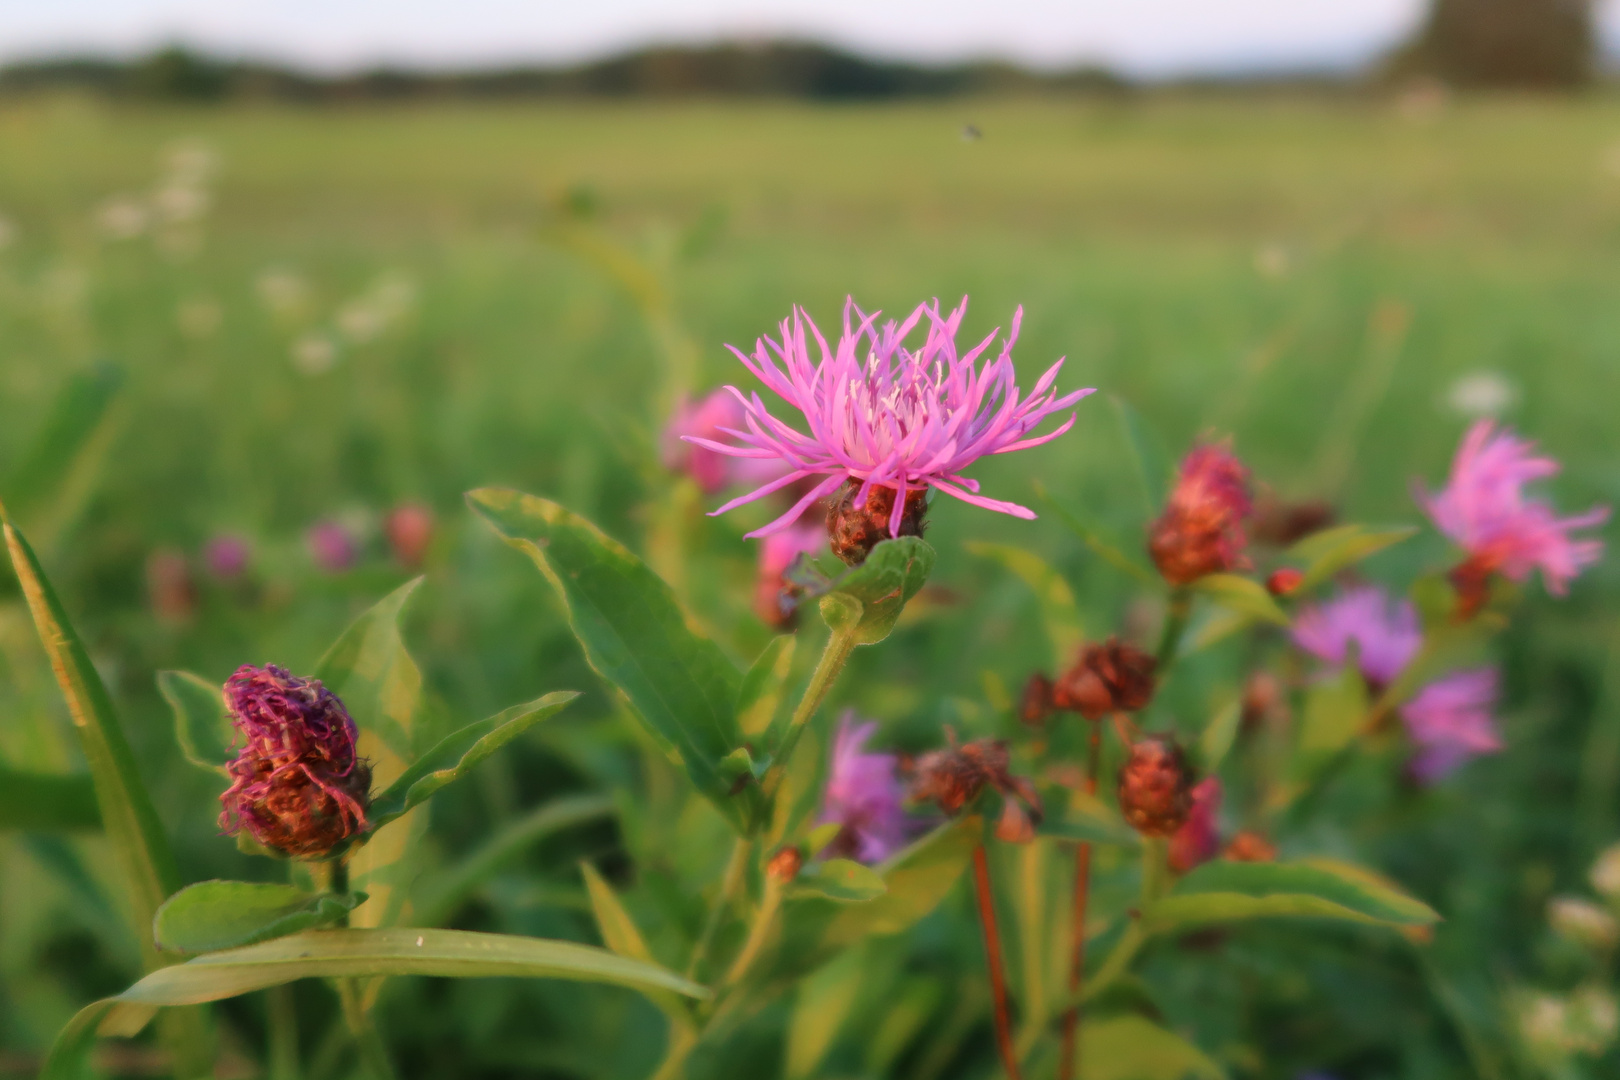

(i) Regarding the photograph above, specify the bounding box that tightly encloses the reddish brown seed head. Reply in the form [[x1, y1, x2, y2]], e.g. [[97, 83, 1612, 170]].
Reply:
[[1266, 567, 1305, 597], [826, 481, 928, 566], [1053, 637, 1158, 721], [909, 738, 1042, 834], [1117, 736, 1196, 837], [766, 845, 804, 883], [1148, 442, 1253, 586], [1018, 673, 1055, 727]]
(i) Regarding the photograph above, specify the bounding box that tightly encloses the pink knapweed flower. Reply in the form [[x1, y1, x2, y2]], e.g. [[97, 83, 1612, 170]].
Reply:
[[1148, 442, 1254, 585], [1169, 777, 1222, 874], [203, 534, 251, 579], [1292, 586, 1422, 688], [687, 297, 1094, 538], [664, 389, 747, 495], [819, 713, 909, 864], [1420, 421, 1606, 606], [1402, 667, 1502, 783], [219, 664, 372, 858], [306, 519, 358, 573]]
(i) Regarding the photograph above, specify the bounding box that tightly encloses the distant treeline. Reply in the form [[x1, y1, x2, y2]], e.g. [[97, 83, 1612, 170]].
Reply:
[[0, 43, 1136, 102]]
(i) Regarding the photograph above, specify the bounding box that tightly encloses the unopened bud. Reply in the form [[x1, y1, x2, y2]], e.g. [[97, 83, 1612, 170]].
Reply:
[[996, 799, 1037, 844], [385, 503, 434, 569], [1053, 638, 1157, 721], [1224, 831, 1277, 862], [1019, 673, 1055, 726], [1148, 442, 1253, 586], [1241, 671, 1283, 731], [1266, 567, 1304, 597], [826, 481, 927, 566], [1117, 736, 1195, 837], [767, 845, 804, 884]]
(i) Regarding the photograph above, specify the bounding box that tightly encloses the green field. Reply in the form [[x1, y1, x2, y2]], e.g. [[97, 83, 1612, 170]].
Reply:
[[2, 94, 1619, 1078]]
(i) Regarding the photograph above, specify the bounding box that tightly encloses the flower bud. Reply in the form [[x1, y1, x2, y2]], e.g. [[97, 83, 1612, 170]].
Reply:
[[767, 845, 804, 884], [826, 481, 927, 566], [385, 504, 434, 569], [1018, 673, 1055, 727], [1168, 778, 1221, 873], [1224, 830, 1277, 862], [1117, 736, 1195, 837], [1052, 638, 1157, 721], [909, 737, 1042, 834], [1266, 567, 1304, 597], [219, 664, 372, 859], [1148, 442, 1253, 586]]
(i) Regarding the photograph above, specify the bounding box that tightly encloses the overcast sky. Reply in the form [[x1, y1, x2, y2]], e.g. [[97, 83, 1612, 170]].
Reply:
[[3, 0, 1619, 79]]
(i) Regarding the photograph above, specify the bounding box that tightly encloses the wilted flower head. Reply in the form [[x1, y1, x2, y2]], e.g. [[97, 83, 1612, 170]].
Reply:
[[1052, 637, 1158, 720], [1292, 586, 1422, 688], [1402, 667, 1502, 783], [1420, 421, 1606, 612], [818, 714, 909, 864], [689, 297, 1093, 540], [1169, 777, 1222, 873], [219, 664, 371, 858], [1118, 735, 1196, 837], [909, 735, 1042, 842], [1149, 442, 1253, 585]]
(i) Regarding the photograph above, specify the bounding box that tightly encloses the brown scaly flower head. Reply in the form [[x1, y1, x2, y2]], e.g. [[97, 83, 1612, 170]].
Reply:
[[1052, 637, 1158, 721], [1117, 735, 1196, 837], [1148, 441, 1254, 586], [909, 734, 1043, 843], [827, 480, 928, 566], [218, 664, 372, 859], [1018, 673, 1055, 727]]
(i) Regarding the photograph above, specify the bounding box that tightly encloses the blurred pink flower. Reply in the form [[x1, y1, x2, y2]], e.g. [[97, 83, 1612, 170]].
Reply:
[[753, 515, 826, 627], [689, 297, 1093, 538], [1169, 777, 1222, 874], [1403, 667, 1502, 783], [203, 534, 251, 579], [1292, 585, 1422, 687], [306, 519, 358, 573], [819, 713, 909, 865], [385, 504, 434, 569], [1419, 421, 1606, 596], [663, 390, 752, 494]]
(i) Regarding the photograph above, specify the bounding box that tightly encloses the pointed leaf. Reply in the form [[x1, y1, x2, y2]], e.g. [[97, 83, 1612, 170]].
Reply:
[[155, 881, 367, 953], [315, 577, 425, 759], [1039, 792, 1140, 847], [1110, 395, 1173, 516], [580, 861, 693, 1027], [785, 948, 867, 1080], [468, 489, 756, 832], [1297, 663, 1369, 770], [737, 635, 795, 739], [821, 537, 935, 645], [158, 670, 232, 777], [0, 766, 100, 830], [791, 859, 887, 903], [966, 541, 1084, 668], [1079, 1015, 1225, 1080], [1035, 486, 1157, 586], [42, 927, 709, 1080], [368, 692, 578, 829], [1288, 524, 1418, 592], [1191, 573, 1289, 627], [1143, 857, 1439, 935], [2, 362, 125, 534], [1198, 699, 1243, 773]]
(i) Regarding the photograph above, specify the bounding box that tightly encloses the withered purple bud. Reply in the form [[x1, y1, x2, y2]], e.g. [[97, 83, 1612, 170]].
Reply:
[[909, 738, 1043, 835], [1019, 673, 1055, 727], [1148, 442, 1253, 586], [826, 481, 928, 567], [1052, 638, 1158, 721], [218, 664, 372, 859], [1117, 736, 1195, 838]]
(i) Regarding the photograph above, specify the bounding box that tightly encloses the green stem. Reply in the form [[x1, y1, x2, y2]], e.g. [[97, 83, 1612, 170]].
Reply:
[[721, 877, 784, 990], [646, 1025, 698, 1080], [1155, 589, 1191, 670], [268, 984, 300, 1080], [762, 620, 861, 801], [338, 979, 397, 1080], [685, 836, 750, 980], [1076, 838, 1167, 1007]]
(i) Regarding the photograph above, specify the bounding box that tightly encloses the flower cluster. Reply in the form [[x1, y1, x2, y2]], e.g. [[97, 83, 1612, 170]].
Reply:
[[218, 664, 372, 858]]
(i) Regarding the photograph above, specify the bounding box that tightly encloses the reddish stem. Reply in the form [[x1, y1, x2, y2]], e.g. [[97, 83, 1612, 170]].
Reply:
[[972, 843, 1022, 1080], [1058, 721, 1103, 1080]]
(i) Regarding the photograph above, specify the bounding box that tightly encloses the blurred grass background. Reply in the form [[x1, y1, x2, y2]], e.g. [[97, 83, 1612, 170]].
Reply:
[[2, 92, 1620, 1075]]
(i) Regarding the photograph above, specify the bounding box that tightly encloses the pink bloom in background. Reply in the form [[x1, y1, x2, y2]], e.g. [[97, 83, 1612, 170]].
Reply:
[[663, 389, 750, 495], [1402, 667, 1503, 783], [1420, 421, 1607, 595], [203, 534, 251, 579], [688, 297, 1094, 538], [753, 515, 827, 627], [1292, 586, 1423, 687], [1169, 777, 1222, 874], [819, 713, 910, 864], [306, 519, 358, 573], [385, 504, 435, 569]]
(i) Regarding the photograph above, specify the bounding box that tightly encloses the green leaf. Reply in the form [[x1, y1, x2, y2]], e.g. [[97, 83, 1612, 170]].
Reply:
[[2, 512, 180, 967], [580, 861, 692, 1027], [791, 859, 887, 903], [468, 488, 757, 833], [42, 927, 709, 1080], [737, 635, 795, 739], [367, 692, 578, 829], [1288, 524, 1418, 593], [316, 577, 425, 759], [1034, 487, 1157, 587], [1079, 1015, 1225, 1080], [819, 537, 935, 645], [1110, 395, 1174, 516], [157, 670, 232, 777], [2, 362, 125, 541], [1296, 663, 1369, 771], [1143, 858, 1439, 935], [1198, 699, 1243, 773], [966, 541, 1084, 668], [785, 947, 867, 1080], [0, 765, 100, 830], [1191, 573, 1289, 627], [154, 881, 367, 953], [1039, 792, 1140, 847]]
